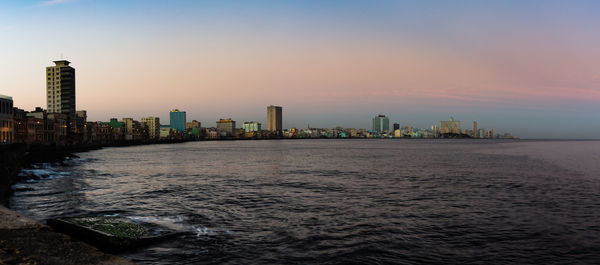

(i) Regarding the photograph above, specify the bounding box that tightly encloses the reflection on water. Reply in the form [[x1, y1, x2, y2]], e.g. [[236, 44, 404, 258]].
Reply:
[[10, 139, 600, 264]]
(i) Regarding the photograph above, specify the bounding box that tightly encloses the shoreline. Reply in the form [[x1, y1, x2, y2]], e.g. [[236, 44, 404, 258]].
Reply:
[[0, 205, 135, 264]]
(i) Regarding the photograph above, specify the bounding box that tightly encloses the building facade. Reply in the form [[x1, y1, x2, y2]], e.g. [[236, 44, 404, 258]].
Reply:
[[372, 114, 389, 132], [472, 121, 478, 138], [478, 129, 485, 139], [186, 120, 201, 130], [267, 105, 282, 132], [0, 95, 13, 143], [170, 109, 186, 132], [141, 117, 160, 139], [242, 121, 261, 132], [440, 117, 461, 135], [122, 118, 133, 134], [216, 118, 236, 136], [46, 60, 76, 121], [186, 120, 201, 139]]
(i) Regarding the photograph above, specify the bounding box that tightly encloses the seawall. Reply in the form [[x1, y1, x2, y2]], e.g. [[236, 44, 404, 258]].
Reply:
[[0, 144, 27, 206]]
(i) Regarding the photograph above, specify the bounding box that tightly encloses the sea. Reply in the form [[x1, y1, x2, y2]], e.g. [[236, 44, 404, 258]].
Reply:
[[9, 139, 600, 264]]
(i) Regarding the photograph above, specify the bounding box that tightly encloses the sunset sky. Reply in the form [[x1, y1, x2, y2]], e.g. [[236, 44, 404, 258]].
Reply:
[[1, 0, 599, 138]]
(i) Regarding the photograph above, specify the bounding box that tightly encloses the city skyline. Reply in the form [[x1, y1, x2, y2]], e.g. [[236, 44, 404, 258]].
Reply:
[[1, 1, 600, 138]]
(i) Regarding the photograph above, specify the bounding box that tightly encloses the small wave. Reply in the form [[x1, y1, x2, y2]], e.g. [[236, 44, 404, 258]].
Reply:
[[20, 169, 53, 177], [12, 184, 34, 192], [19, 168, 71, 182], [126, 215, 230, 238]]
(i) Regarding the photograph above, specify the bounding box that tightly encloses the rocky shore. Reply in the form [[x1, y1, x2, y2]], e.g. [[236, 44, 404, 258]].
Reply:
[[0, 205, 135, 265]]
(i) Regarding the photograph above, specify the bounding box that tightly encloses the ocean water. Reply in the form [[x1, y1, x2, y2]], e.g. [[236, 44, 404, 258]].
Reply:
[[10, 139, 600, 264]]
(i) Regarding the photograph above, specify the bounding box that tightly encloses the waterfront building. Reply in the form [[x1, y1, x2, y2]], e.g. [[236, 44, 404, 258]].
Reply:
[[372, 114, 390, 132], [473, 121, 478, 138], [107, 118, 124, 129], [478, 128, 485, 139], [141, 117, 160, 140], [47, 113, 68, 144], [76, 110, 87, 120], [186, 120, 201, 130], [0, 95, 14, 143], [465, 129, 474, 137], [159, 126, 172, 139], [74, 110, 87, 138], [83, 122, 97, 143], [96, 122, 112, 143], [216, 118, 236, 136], [122, 118, 134, 140], [487, 129, 495, 139], [394, 129, 402, 138], [431, 125, 440, 137], [46, 60, 76, 121], [13, 108, 26, 143], [186, 120, 201, 139], [207, 130, 219, 139], [131, 121, 149, 141], [170, 109, 186, 133], [267, 105, 282, 133], [393, 123, 400, 131], [440, 117, 461, 135], [242, 121, 261, 132]]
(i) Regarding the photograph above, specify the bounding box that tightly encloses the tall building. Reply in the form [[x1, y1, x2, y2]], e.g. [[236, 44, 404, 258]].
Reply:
[[170, 109, 186, 132], [121, 118, 134, 135], [393, 123, 400, 131], [473, 121, 478, 138], [267, 105, 282, 132], [0, 95, 14, 143], [372, 114, 389, 132], [216, 118, 236, 136], [440, 117, 461, 135], [141, 117, 160, 139], [46, 60, 75, 121], [242, 121, 261, 132]]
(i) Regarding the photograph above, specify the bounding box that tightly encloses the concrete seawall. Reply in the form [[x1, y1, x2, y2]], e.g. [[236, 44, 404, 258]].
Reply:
[[0, 205, 135, 264], [0, 144, 27, 206]]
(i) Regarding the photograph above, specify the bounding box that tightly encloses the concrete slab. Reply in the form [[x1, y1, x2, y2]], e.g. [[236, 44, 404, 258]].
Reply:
[[0, 206, 136, 265]]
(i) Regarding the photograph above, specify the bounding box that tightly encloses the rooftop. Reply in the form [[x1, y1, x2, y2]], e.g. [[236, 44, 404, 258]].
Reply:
[[0, 94, 12, 100], [53, 60, 71, 66]]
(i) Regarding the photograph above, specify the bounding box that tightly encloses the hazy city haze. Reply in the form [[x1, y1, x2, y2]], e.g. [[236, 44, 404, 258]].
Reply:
[[1, 0, 600, 138]]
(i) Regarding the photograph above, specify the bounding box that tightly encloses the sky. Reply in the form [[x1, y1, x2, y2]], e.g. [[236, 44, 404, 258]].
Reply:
[[1, 0, 600, 138]]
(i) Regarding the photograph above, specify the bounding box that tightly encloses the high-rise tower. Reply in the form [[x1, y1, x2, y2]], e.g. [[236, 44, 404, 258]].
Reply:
[[46, 60, 76, 120], [267, 105, 282, 132], [372, 114, 390, 132], [473, 121, 478, 138], [170, 109, 186, 133]]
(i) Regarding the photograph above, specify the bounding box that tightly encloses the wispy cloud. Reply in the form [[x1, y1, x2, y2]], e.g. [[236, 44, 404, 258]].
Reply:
[[38, 0, 75, 7]]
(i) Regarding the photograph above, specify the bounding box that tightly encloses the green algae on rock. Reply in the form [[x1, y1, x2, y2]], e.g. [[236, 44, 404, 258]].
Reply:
[[67, 217, 148, 239], [47, 216, 183, 252]]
